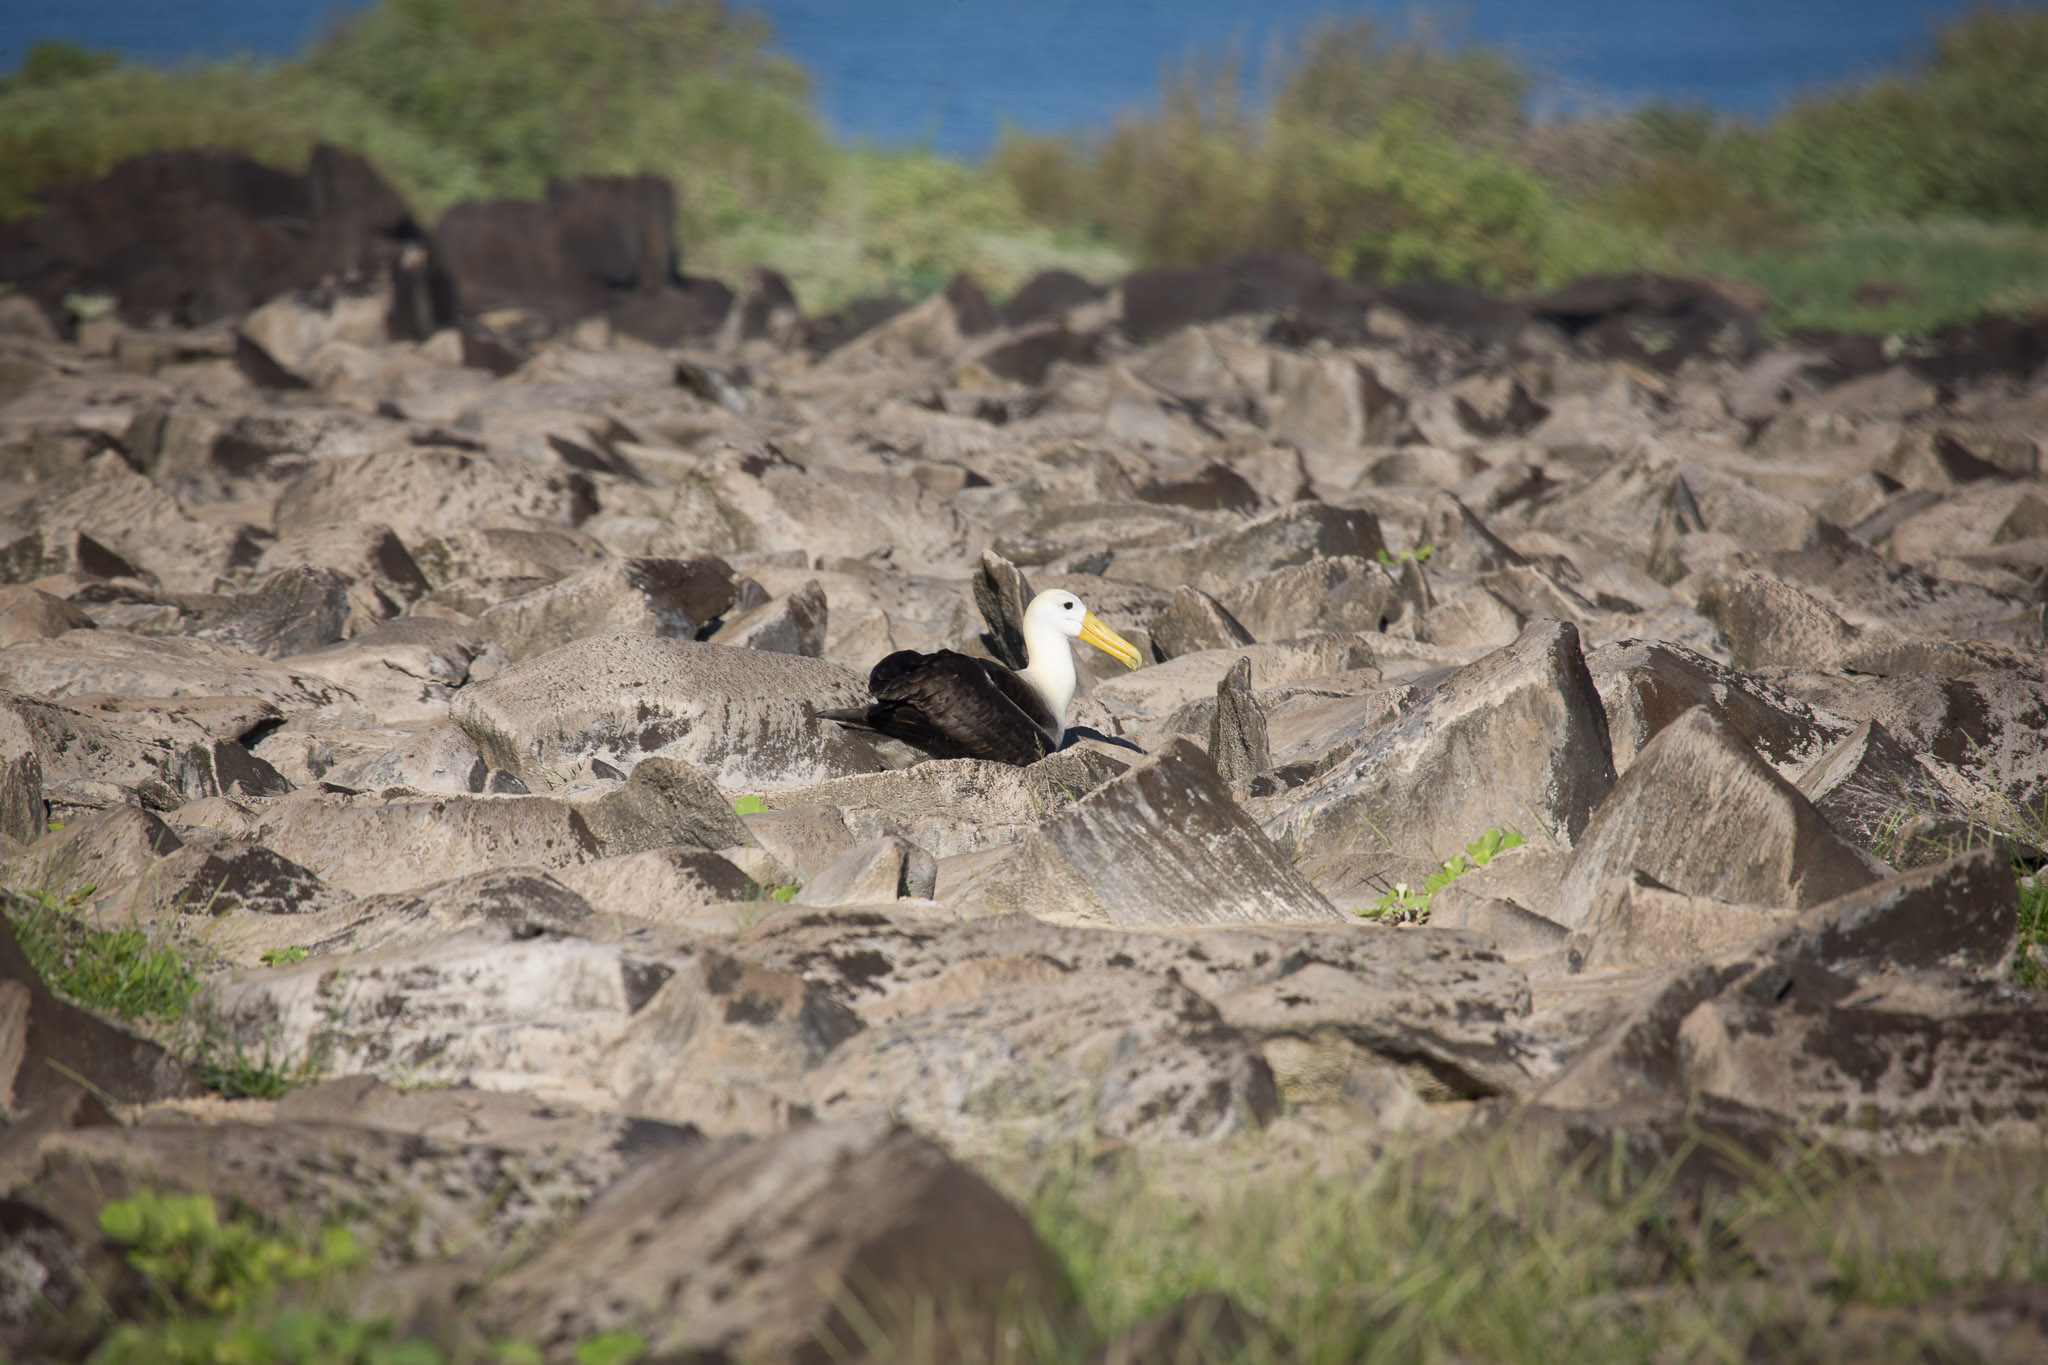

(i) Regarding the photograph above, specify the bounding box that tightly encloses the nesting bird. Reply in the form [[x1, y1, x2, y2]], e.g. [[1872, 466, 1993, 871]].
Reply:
[[819, 588, 1142, 765]]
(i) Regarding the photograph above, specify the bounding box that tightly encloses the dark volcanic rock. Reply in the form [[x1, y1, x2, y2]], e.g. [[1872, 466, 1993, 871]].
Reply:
[[0, 145, 423, 330]]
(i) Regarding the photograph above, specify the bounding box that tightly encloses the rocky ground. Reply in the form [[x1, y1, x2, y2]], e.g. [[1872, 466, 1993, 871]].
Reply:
[[2, 157, 2048, 1363]]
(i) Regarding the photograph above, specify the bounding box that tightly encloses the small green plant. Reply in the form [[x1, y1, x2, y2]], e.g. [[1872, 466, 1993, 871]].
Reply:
[[2, 886, 200, 1023], [97, 1191, 363, 1318], [1362, 827, 1525, 923], [573, 1330, 647, 1365], [732, 794, 769, 816], [2016, 865, 2047, 991], [1376, 543, 1434, 567], [259, 945, 311, 967], [195, 1031, 328, 1101]]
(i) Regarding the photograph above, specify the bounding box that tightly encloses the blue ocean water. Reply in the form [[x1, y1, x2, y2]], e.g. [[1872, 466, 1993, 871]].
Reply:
[[0, 0, 2008, 156]]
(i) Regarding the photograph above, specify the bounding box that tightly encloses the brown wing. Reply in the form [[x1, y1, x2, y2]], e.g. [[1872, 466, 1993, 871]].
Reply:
[[825, 650, 1056, 766]]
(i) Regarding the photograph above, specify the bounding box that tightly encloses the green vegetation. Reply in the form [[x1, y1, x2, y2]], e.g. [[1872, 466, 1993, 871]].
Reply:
[[731, 794, 768, 816], [1374, 543, 1433, 567], [1364, 827, 1525, 922], [1009, 1129, 2048, 1365], [3, 885, 200, 1022], [2, 882, 325, 1099], [6, 4, 2048, 327], [2015, 865, 2046, 990]]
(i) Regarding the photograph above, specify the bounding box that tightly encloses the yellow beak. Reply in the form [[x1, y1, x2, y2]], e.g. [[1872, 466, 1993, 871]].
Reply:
[[1078, 611, 1143, 670]]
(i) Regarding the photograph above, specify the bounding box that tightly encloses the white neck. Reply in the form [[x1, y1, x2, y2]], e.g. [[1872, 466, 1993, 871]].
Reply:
[[1014, 615, 1076, 744]]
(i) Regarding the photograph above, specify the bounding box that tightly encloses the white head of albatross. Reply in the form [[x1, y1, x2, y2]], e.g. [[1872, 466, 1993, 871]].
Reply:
[[1014, 588, 1144, 745]]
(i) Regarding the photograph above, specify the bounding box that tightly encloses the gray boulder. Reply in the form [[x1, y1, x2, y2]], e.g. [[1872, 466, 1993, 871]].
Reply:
[[1696, 568, 1861, 670], [1216, 555, 1402, 641], [1146, 586, 1253, 661], [1108, 501, 1387, 589], [1554, 705, 1883, 928], [707, 577, 827, 657], [1208, 656, 1271, 784], [252, 792, 602, 896], [1586, 638, 1851, 777], [281, 617, 487, 723], [572, 755, 750, 855], [479, 1119, 1077, 1362], [1794, 719, 1997, 866], [474, 554, 737, 663], [183, 565, 351, 659], [1264, 620, 1615, 884], [451, 632, 879, 792], [968, 737, 1343, 925], [796, 835, 937, 906]]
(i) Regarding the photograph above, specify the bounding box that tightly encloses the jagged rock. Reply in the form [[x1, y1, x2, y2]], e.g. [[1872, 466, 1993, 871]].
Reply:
[[251, 792, 602, 896], [324, 722, 488, 795], [256, 522, 432, 631], [0, 916, 199, 1113], [0, 693, 290, 812], [1555, 706, 1882, 927], [803, 961, 1279, 1146], [1108, 502, 1387, 589], [1696, 568, 1861, 670], [1587, 639, 1852, 777], [1147, 585, 1253, 661], [1564, 871, 1788, 972], [1779, 670, 2048, 819], [208, 918, 660, 1103], [280, 618, 488, 723], [0, 587, 94, 647], [1427, 896, 1570, 962], [724, 909, 1531, 1111], [27, 454, 251, 593], [1265, 620, 1616, 885], [183, 565, 352, 659], [0, 708, 44, 845], [1216, 556, 1402, 641], [1794, 719, 1993, 866], [572, 755, 750, 855], [554, 847, 760, 928], [967, 738, 1342, 925], [605, 947, 862, 1129], [479, 1119, 1077, 1361], [796, 835, 936, 906], [1092, 634, 1379, 723], [274, 447, 596, 542], [451, 633, 878, 793], [707, 577, 827, 657], [3, 805, 183, 899], [1208, 656, 1270, 783], [1451, 371, 1549, 436], [473, 554, 736, 662], [0, 630, 367, 721], [129, 837, 343, 917], [3, 1097, 663, 1280], [755, 750, 1128, 862]]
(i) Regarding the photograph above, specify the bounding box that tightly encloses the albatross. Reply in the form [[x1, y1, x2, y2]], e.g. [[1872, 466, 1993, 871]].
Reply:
[[819, 588, 1142, 765]]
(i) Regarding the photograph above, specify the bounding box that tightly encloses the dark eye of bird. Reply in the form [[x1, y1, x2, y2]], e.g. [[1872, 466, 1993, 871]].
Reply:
[[1064, 601, 1075, 610]]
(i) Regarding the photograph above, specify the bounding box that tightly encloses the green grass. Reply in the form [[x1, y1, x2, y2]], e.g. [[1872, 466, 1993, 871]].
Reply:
[[1701, 218, 2048, 336], [3, 885, 201, 1023], [2015, 867, 2047, 991], [3, 881, 328, 1099]]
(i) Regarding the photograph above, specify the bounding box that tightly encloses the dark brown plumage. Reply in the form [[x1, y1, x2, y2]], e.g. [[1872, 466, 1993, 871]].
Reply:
[[818, 649, 1059, 767]]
